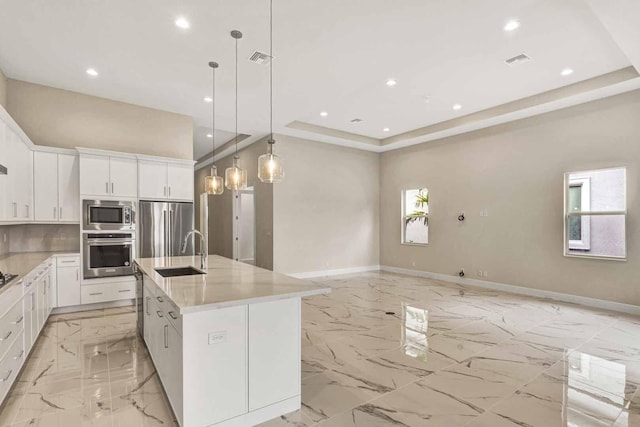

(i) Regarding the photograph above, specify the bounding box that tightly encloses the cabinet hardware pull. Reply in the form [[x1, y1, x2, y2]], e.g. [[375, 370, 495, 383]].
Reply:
[[168, 311, 178, 320], [146, 297, 150, 315], [168, 186, 171, 197], [12, 316, 24, 325], [157, 296, 163, 303], [89, 292, 103, 296], [164, 324, 168, 348], [60, 207, 62, 218], [31, 293, 35, 310], [164, 186, 167, 196], [76, 269, 79, 281], [12, 202, 17, 218], [0, 370, 12, 382], [25, 204, 29, 218], [61, 260, 74, 263], [118, 289, 131, 293], [0, 331, 12, 341], [156, 311, 163, 318], [53, 207, 57, 218], [111, 182, 114, 193], [14, 350, 24, 360]]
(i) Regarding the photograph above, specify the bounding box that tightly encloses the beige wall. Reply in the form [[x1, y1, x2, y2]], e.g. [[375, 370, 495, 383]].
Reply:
[[273, 135, 380, 274], [195, 139, 274, 270], [6, 79, 193, 159], [0, 67, 7, 108], [380, 89, 640, 306]]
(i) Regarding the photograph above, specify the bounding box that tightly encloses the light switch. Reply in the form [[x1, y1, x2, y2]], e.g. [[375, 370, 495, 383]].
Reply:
[[208, 331, 227, 345]]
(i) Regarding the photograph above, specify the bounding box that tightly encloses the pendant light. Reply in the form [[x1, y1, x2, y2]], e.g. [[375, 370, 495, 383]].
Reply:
[[258, 0, 285, 183], [225, 30, 248, 191], [204, 61, 224, 195]]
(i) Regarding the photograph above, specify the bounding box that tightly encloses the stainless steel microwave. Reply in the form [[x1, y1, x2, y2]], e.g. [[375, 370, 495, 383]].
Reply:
[[83, 200, 135, 231]]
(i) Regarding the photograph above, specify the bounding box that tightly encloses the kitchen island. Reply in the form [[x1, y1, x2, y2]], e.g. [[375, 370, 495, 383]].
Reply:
[[134, 255, 330, 427]]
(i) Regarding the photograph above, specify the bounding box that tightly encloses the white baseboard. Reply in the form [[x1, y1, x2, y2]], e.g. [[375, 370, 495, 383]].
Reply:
[[288, 265, 380, 279], [380, 265, 640, 316]]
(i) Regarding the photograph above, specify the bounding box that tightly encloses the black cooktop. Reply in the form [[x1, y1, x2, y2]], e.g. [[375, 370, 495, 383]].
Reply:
[[0, 273, 18, 288]]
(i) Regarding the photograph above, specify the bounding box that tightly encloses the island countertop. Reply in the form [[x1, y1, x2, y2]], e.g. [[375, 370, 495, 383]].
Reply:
[[134, 255, 330, 314]]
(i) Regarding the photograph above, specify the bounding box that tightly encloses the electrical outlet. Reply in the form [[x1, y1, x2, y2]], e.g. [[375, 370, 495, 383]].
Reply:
[[208, 331, 227, 345], [412, 261, 416, 267], [483, 271, 489, 278]]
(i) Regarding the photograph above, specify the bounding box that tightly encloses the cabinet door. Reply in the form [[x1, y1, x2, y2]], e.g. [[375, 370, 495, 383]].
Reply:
[[34, 152, 59, 221], [138, 160, 168, 200], [37, 276, 47, 333], [56, 267, 81, 307], [248, 298, 301, 410], [79, 154, 110, 196], [109, 157, 138, 198], [8, 132, 33, 220], [58, 154, 80, 222], [0, 121, 8, 221], [166, 322, 183, 422], [167, 163, 193, 201], [23, 290, 34, 353]]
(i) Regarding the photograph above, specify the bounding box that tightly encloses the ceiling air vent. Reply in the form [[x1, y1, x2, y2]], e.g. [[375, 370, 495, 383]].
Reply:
[[505, 53, 531, 66], [248, 51, 272, 65], [350, 118, 364, 124]]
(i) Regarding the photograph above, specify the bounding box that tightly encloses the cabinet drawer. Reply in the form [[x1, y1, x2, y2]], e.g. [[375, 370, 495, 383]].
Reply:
[[0, 300, 24, 360], [0, 283, 22, 320], [164, 298, 182, 335], [81, 284, 113, 304], [112, 281, 136, 300], [56, 256, 80, 267], [0, 330, 25, 403]]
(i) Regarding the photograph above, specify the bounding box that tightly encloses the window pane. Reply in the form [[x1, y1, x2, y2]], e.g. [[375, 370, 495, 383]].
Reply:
[[568, 168, 626, 212], [568, 216, 582, 241], [567, 214, 625, 258], [404, 217, 428, 244], [568, 185, 582, 212], [405, 188, 429, 216]]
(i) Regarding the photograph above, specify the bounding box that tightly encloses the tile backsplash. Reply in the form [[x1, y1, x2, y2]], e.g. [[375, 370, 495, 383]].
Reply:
[[4, 224, 80, 253]]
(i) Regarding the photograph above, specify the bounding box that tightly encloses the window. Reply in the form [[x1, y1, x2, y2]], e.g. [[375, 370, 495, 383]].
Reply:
[[402, 188, 428, 245], [564, 167, 626, 260]]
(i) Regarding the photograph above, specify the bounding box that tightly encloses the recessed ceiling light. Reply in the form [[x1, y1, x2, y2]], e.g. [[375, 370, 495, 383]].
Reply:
[[320, 111, 328, 117], [206, 133, 213, 138], [383, 128, 390, 132], [203, 96, 212, 103], [453, 104, 462, 111], [175, 17, 190, 29], [86, 68, 98, 77], [561, 68, 574, 76], [503, 20, 520, 32], [386, 79, 397, 87]]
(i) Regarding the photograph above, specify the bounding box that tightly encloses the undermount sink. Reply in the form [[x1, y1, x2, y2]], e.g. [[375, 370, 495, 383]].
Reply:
[[155, 266, 206, 277]]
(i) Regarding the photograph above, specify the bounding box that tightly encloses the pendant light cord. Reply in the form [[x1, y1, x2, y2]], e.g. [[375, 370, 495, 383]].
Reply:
[[235, 33, 239, 158], [211, 65, 216, 163], [269, 0, 273, 150]]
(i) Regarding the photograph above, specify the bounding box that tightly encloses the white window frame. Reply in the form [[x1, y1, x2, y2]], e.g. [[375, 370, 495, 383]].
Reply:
[[567, 177, 591, 250], [401, 188, 429, 246], [563, 167, 627, 261]]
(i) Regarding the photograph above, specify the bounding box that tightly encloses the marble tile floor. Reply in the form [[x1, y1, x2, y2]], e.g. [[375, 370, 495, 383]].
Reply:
[[1, 271, 639, 427]]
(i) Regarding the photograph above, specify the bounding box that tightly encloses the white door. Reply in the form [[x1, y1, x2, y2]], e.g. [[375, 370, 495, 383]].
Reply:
[[56, 267, 81, 307], [34, 152, 59, 221], [109, 157, 138, 198], [233, 188, 255, 264], [138, 160, 168, 200], [79, 154, 110, 196], [167, 163, 193, 201], [58, 154, 79, 222]]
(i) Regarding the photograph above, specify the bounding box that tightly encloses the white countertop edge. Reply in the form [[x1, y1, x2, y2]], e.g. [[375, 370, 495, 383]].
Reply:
[[178, 287, 331, 315]]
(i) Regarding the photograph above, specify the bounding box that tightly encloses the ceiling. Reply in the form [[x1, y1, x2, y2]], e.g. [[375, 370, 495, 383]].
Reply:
[[0, 0, 639, 162]]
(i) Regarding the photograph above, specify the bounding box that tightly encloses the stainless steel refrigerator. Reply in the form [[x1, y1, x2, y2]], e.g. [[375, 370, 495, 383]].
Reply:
[[139, 201, 195, 258]]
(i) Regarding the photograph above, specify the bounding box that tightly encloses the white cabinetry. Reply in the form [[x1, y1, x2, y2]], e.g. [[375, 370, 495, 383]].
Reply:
[[57, 154, 80, 222], [139, 160, 194, 201], [56, 255, 81, 307], [4, 129, 33, 221], [34, 152, 80, 222], [80, 154, 137, 198]]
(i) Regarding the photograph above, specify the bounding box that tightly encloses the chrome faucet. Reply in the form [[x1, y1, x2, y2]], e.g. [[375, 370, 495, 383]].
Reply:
[[181, 229, 207, 271]]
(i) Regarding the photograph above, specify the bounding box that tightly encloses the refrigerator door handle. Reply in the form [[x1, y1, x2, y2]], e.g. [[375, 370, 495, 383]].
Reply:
[[169, 209, 173, 257], [163, 210, 168, 257]]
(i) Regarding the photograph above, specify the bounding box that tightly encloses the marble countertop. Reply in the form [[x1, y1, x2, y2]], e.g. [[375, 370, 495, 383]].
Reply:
[[135, 255, 331, 314], [0, 251, 80, 297]]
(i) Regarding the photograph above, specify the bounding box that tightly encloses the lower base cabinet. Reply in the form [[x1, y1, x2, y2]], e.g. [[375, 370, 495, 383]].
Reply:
[[142, 274, 301, 427]]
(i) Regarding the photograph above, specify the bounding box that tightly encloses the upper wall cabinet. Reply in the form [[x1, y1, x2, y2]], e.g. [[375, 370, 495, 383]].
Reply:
[[33, 152, 79, 222], [139, 160, 194, 201], [79, 154, 137, 198], [1, 121, 33, 222]]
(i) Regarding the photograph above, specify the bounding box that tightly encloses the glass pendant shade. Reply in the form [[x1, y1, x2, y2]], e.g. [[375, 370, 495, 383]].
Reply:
[[225, 156, 247, 190], [258, 152, 284, 183], [205, 166, 224, 195]]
